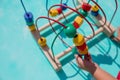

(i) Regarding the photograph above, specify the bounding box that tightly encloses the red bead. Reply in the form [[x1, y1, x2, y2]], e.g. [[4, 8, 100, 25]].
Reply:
[[82, 3, 91, 12], [76, 42, 86, 51], [57, 7, 62, 14], [73, 21, 79, 29]]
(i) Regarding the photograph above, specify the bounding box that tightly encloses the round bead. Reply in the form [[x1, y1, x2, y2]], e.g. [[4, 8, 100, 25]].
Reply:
[[61, 3, 67, 10], [73, 16, 83, 28], [57, 7, 62, 14], [73, 34, 85, 46], [26, 21, 34, 26], [79, 9, 88, 17], [78, 46, 88, 55], [91, 5, 99, 12], [91, 10, 99, 16], [72, 47, 78, 54], [38, 37, 47, 47], [76, 42, 87, 51], [49, 8, 59, 17], [64, 24, 77, 38], [28, 24, 36, 31], [82, 3, 91, 11], [73, 21, 79, 29], [24, 12, 34, 26], [24, 12, 33, 22]]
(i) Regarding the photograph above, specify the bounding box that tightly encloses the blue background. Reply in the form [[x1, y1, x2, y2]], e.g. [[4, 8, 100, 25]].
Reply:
[[0, 0, 120, 80]]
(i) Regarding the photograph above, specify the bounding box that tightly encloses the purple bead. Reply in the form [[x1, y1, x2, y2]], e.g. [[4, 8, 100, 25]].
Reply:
[[61, 3, 67, 10]]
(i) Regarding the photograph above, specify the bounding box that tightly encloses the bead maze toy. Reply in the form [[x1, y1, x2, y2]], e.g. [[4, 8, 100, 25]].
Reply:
[[20, 0, 118, 71]]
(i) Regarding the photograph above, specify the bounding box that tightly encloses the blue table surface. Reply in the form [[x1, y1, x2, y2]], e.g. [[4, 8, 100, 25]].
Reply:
[[0, 0, 120, 80]]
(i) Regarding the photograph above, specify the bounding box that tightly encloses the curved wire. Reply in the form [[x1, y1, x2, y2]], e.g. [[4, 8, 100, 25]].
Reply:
[[51, 28, 65, 61], [45, 0, 49, 11], [88, 0, 91, 4], [35, 16, 66, 29], [108, 0, 118, 31], [47, 5, 72, 50], [47, 1, 73, 50], [35, 16, 72, 62], [65, 0, 69, 3], [72, 0, 78, 10], [60, 0, 69, 4], [60, 0, 69, 23], [48, 4, 95, 39], [20, 0, 28, 13]]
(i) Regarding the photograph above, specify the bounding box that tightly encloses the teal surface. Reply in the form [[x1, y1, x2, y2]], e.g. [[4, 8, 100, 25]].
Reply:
[[0, 0, 120, 80]]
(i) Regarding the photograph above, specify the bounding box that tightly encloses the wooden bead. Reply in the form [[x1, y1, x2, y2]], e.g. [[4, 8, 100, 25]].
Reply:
[[73, 34, 85, 46], [74, 16, 83, 28], [49, 8, 59, 17], [78, 46, 88, 55], [57, 7, 62, 14], [91, 5, 99, 12], [82, 3, 91, 11]]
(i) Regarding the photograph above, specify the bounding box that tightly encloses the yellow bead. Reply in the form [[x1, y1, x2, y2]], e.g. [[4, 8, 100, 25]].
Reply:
[[78, 47, 88, 55], [91, 5, 99, 12], [74, 16, 83, 26], [49, 8, 59, 17], [73, 34, 85, 46], [38, 37, 47, 47], [29, 24, 36, 31]]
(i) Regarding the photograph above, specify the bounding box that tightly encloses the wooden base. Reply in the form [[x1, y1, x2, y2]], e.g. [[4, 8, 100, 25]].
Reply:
[[89, 14, 115, 37]]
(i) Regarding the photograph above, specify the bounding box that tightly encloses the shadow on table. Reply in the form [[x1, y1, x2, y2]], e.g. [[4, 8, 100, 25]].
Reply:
[[56, 33, 120, 80]]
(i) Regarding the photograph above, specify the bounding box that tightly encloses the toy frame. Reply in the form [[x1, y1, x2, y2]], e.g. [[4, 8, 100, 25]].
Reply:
[[31, 0, 115, 71]]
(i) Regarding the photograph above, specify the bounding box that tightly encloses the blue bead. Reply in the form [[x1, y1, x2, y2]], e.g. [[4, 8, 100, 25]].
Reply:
[[24, 12, 34, 23], [61, 3, 67, 10], [91, 10, 99, 16]]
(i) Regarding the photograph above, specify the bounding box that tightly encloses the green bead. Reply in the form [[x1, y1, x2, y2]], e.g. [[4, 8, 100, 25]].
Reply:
[[79, 9, 88, 17], [27, 21, 34, 26], [72, 47, 78, 54], [64, 24, 77, 38]]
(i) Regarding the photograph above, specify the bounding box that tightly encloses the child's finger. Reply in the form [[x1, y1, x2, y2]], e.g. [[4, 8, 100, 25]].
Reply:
[[75, 54, 84, 68]]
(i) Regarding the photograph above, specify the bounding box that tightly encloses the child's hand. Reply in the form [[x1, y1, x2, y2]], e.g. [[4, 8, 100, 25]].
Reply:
[[75, 54, 117, 80], [75, 54, 98, 74]]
